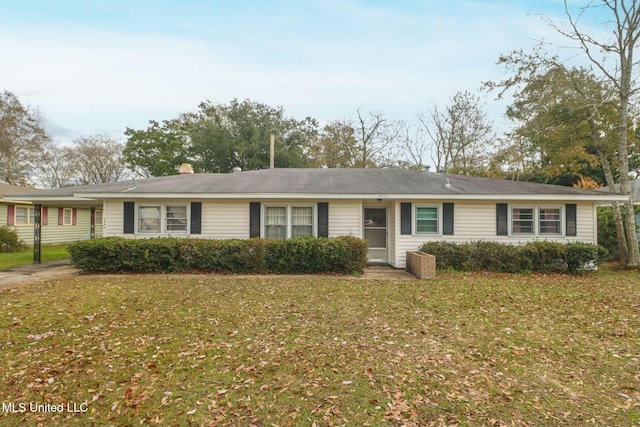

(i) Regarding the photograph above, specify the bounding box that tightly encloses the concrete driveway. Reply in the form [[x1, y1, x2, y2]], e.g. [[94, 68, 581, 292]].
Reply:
[[0, 260, 79, 290]]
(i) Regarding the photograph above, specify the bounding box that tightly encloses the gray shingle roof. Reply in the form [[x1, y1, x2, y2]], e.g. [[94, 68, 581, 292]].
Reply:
[[9, 169, 617, 199], [0, 183, 37, 197], [67, 168, 606, 196]]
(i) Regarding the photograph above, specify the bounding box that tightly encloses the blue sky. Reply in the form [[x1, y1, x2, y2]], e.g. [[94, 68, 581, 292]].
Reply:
[[0, 0, 594, 143]]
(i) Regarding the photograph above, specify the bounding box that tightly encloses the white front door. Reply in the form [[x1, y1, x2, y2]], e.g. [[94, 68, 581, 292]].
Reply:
[[364, 207, 388, 263]]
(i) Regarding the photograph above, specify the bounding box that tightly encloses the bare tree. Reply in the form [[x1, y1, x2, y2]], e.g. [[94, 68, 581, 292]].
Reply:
[[400, 120, 430, 170], [34, 141, 76, 188], [72, 134, 129, 184], [420, 91, 493, 174], [548, 0, 640, 267], [0, 90, 49, 184], [354, 109, 400, 168]]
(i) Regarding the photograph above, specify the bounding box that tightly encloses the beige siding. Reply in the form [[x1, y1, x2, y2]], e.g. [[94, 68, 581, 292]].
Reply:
[[0, 204, 7, 226], [328, 200, 361, 237], [104, 199, 124, 237], [395, 200, 597, 268], [201, 200, 250, 239], [6, 205, 98, 245]]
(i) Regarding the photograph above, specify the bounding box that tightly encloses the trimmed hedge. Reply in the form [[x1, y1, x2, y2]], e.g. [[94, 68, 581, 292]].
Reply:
[[67, 236, 368, 274], [419, 241, 607, 274]]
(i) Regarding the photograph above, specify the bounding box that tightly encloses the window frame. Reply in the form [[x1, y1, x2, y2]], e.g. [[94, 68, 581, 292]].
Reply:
[[62, 208, 73, 226], [262, 204, 317, 239], [414, 205, 441, 236], [511, 206, 535, 235], [164, 204, 188, 233], [14, 206, 34, 226], [95, 210, 103, 227], [538, 206, 563, 236], [136, 203, 189, 234], [509, 205, 564, 237]]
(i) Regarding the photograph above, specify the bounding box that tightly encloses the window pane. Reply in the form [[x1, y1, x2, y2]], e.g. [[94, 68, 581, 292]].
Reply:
[[265, 207, 287, 239], [64, 209, 72, 225], [512, 208, 534, 234], [364, 208, 386, 227], [15, 207, 28, 225], [292, 207, 313, 237], [416, 207, 438, 233], [166, 205, 187, 232], [539, 208, 561, 234], [96, 211, 103, 225], [139, 206, 160, 232]]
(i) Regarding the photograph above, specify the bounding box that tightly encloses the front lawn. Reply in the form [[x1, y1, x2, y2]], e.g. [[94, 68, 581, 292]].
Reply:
[[0, 245, 69, 270], [0, 269, 638, 426]]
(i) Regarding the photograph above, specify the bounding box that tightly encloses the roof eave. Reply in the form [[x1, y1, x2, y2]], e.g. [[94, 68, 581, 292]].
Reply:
[[73, 192, 628, 202]]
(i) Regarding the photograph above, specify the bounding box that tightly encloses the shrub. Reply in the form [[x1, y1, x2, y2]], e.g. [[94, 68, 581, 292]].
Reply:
[[419, 240, 606, 274], [597, 205, 640, 258], [68, 236, 368, 275], [0, 225, 27, 253]]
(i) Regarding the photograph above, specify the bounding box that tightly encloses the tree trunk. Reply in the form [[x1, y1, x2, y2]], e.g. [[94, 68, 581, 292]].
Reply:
[[597, 149, 629, 264]]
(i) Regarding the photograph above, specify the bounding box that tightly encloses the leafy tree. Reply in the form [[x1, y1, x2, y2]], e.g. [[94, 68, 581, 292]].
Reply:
[[123, 119, 190, 177], [0, 90, 49, 184], [190, 99, 317, 172], [548, 0, 640, 266], [487, 52, 633, 262], [309, 119, 361, 168], [123, 99, 317, 176]]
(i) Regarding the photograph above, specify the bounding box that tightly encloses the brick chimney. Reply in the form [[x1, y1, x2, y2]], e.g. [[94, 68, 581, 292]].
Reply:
[[179, 163, 194, 174]]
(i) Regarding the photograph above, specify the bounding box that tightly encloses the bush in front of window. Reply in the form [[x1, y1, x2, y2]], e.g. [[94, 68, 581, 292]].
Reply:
[[67, 236, 368, 275], [0, 225, 27, 253], [419, 241, 607, 274]]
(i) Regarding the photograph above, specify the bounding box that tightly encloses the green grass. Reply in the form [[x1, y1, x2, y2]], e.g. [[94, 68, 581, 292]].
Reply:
[[0, 268, 638, 426], [0, 245, 69, 270]]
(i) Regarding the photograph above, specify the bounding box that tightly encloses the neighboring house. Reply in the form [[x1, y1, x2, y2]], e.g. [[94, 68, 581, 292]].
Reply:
[[1, 183, 104, 245], [8, 168, 626, 268]]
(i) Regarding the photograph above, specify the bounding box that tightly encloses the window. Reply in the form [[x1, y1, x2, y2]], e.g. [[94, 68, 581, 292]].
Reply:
[[95, 210, 103, 226], [137, 204, 188, 234], [265, 207, 287, 239], [416, 206, 438, 234], [139, 205, 161, 233], [165, 205, 187, 232], [15, 206, 34, 225], [63, 208, 73, 226], [539, 207, 561, 235], [264, 205, 315, 239], [512, 208, 534, 234], [292, 207, 313, 237]]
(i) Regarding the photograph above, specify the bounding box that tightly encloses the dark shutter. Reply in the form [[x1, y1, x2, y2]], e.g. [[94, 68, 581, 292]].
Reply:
[[123, 202, 135, 234], [7, 204, 14, 226], [443, 203, 454, 235], [496, 203, 508, 236], [72, 208, 77, 226], [566, 203, 577, 236], [42, 207, 48, 226], [318, 202, 329, 238], [58, 208, 64, 226], [401, 202, 412, 235], [249, 202, 261, 238], [190, 202, 202, 234]]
